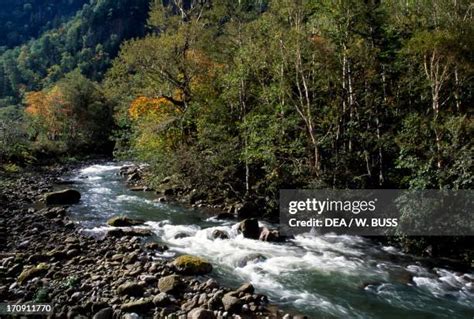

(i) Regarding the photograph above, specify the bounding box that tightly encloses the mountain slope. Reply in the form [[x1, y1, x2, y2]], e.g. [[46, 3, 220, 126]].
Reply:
[[0, 0, 151, 107], [0, 0, 89, 49]]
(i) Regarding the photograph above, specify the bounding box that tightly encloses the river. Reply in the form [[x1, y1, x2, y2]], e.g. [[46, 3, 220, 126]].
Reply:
[[64, 163, 474, 319]]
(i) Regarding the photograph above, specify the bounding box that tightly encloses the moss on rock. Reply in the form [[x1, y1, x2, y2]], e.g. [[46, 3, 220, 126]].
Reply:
[[17, 263, 49, 285], [172, 255, 212, 275]]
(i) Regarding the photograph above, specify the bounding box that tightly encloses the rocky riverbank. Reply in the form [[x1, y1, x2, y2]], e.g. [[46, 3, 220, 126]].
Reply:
[[0, 165, 298, 319]]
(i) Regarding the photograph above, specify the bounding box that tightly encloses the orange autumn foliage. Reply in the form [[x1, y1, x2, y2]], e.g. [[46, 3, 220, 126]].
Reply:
[[25, 88, 71, 139], [128, 96, 181, 120]]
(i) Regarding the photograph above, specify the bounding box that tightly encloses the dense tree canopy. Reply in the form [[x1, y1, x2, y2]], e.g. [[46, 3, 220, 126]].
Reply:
[[0, 0, 472, 256]]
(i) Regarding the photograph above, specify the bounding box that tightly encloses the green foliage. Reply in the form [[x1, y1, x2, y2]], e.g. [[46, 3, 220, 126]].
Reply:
[[0, 0, 150, 106], [0, 0, 89, 49], [0, 105, 33, 163], [25, 70, 113, 156], [0, 0, 471, 258], [33, 287, 50, 303], [63, 275, 80, 289], [105, 0, 472, 205]]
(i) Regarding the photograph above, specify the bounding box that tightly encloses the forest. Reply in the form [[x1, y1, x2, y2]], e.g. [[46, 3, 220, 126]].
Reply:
[[0, 0, 473, 257]]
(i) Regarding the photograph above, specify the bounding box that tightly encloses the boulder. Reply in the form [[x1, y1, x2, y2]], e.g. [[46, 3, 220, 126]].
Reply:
[[259, 227, 284, 242], [120, 299, 153, 313], [45, 189, 81, 205], [221, 293, 242, 313], [187, 308, 216, 319], [17, 263, 48, 285], [153, 292, 171, 306], [92, 307, 113, 319], [158, 275, 184, 294], [204, 279, 219, 290], [182, 296, 198, 311], [117, 282, 144, 297], [235, 201, 258, 219], [172, 255, 212, 275], [235, 283, 254, 295], [238, 219, 260, 239], [207, 291, 223, 311], [107, 216, 145, 227], [211, 230, 229, 240]]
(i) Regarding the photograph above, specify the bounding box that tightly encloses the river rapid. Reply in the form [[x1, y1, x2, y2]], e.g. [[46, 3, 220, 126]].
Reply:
[[64, 163, 474, 319]]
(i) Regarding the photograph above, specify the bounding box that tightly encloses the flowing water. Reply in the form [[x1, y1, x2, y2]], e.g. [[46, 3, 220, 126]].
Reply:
[[65, 163, 474, 319]]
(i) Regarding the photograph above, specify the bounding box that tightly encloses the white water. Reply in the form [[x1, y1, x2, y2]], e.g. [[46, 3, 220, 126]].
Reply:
[[68, 163, 474, 319]]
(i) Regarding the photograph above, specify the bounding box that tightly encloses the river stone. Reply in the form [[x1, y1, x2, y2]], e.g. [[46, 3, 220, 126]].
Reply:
[[238, 219, 260, 239], [17, 263, 48, 284], [235, 283, 254, 295], [153, 292, 171, 306], [158, 275, 184, 294], [120, 299, 153, 313], [258, 227, 284, 242], [204, 279, 219, 290], [235, 201, 259, 219], [207, 293, 223, 311], [187, 307, 216, 319], [172, 255, 212, 275], [7, 264, 23, 277], [107, 216, 145, 227], [182, 295, 198, 311], [45, 189, 81, 205], [211, 230, 229, 240], [117, 282, 144, 297], [92, 307, 113, 319], [221, 293, 242, 313]]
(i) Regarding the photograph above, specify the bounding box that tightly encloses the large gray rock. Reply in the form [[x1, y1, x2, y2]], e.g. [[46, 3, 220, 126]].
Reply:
[[187, 308, 216, 319], [158, 275, 184, 294], [221, 293, 242, 313], [235, 283, 254, 295], [238, 218, 260, 239], [45, 189, 81, 205]]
